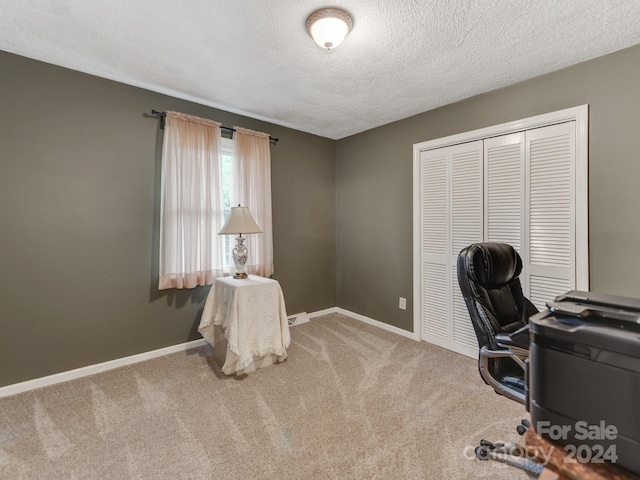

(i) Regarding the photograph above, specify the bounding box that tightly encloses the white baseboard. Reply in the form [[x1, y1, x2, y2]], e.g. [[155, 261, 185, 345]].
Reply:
[[310, 306, 416, 340], [333, 308, 417, 340], [308, 307, 339, 318], [0, 339, 207, 399], [0, 307, 415, 398]]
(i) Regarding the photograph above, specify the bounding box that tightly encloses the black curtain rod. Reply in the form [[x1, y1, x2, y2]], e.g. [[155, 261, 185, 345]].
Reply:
[[151, 110, 278, 144]]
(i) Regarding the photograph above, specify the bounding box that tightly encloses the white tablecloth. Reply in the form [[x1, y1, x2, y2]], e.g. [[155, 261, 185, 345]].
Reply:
[[198, 275, 290, 375]]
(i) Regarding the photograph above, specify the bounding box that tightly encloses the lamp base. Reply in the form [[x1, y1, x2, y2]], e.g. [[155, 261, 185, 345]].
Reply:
[[232, 235, 249, 279]]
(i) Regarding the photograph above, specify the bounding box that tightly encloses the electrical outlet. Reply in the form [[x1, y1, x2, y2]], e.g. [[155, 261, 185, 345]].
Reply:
[[399, 297, 407, 310]]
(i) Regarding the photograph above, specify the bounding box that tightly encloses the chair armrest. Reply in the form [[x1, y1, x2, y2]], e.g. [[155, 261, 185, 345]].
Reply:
[[478, 346, 527, 404], [480, 347, 519, 359], [496, 324, 530, 350], [480, 343, 527, 370]]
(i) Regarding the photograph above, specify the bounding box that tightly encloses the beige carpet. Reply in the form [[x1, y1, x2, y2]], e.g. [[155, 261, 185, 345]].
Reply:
[[0, 313, 531, 479]]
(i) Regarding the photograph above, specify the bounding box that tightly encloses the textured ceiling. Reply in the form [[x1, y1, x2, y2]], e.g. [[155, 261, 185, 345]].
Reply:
[[1, 1, 639, 139]]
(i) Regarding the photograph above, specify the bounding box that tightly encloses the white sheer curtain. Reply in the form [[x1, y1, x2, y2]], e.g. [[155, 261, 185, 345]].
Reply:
[[234, 126, 274, 277], [158, 111, 226, 289]]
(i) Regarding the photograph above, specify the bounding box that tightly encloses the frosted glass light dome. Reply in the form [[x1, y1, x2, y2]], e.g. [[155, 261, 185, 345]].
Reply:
[[305, 8, 353, 50]]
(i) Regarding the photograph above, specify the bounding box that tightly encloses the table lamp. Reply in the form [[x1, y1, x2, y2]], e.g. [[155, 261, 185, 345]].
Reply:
[[218, 205, 262, 279]]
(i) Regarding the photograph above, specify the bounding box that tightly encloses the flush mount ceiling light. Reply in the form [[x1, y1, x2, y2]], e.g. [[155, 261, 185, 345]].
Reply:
[[305, 7, 353, 50]]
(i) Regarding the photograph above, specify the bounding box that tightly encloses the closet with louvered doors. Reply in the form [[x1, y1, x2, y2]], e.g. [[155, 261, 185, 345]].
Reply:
[[414, 109, 588, 359]]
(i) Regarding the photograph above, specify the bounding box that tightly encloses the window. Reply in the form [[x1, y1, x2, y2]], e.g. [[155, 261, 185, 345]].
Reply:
[[159, 113, 274, 289]]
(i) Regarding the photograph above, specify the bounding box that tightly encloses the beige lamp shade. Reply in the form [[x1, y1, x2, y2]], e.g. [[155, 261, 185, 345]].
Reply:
[[218, 206, 262, 235]]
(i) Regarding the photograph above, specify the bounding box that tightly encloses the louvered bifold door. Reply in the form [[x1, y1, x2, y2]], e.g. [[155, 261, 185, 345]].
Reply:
[[420, 141, 483, 355], [450, 141, 484, 357], [420, 147, 451, 349], [525, 122, 576, 310], [484, 133, 527, 290]]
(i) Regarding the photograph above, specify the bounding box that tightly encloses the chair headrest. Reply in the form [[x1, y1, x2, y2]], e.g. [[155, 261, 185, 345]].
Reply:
[[466, 243, 522, 288]]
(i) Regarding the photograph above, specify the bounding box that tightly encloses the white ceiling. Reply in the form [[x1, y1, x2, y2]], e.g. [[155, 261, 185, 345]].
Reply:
[[1, 1, 639, 140]]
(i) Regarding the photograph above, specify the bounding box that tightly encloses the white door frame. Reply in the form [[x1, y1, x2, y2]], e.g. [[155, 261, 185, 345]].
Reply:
[[412, 105, 589, 341]]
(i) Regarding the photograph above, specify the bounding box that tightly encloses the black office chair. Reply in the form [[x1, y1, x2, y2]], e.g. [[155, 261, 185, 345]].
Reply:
[[457, 243, 547, 477], [457, 243, 538, 405]]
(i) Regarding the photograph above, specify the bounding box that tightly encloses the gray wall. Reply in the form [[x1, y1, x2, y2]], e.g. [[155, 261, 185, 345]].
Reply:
[[4, 42, 640, 386], [0, 51, 336, 387], [336, 44, 640, 331]]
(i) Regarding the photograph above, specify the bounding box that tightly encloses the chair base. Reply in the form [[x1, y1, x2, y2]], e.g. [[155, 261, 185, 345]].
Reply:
[[474, 420, 543, 478]]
